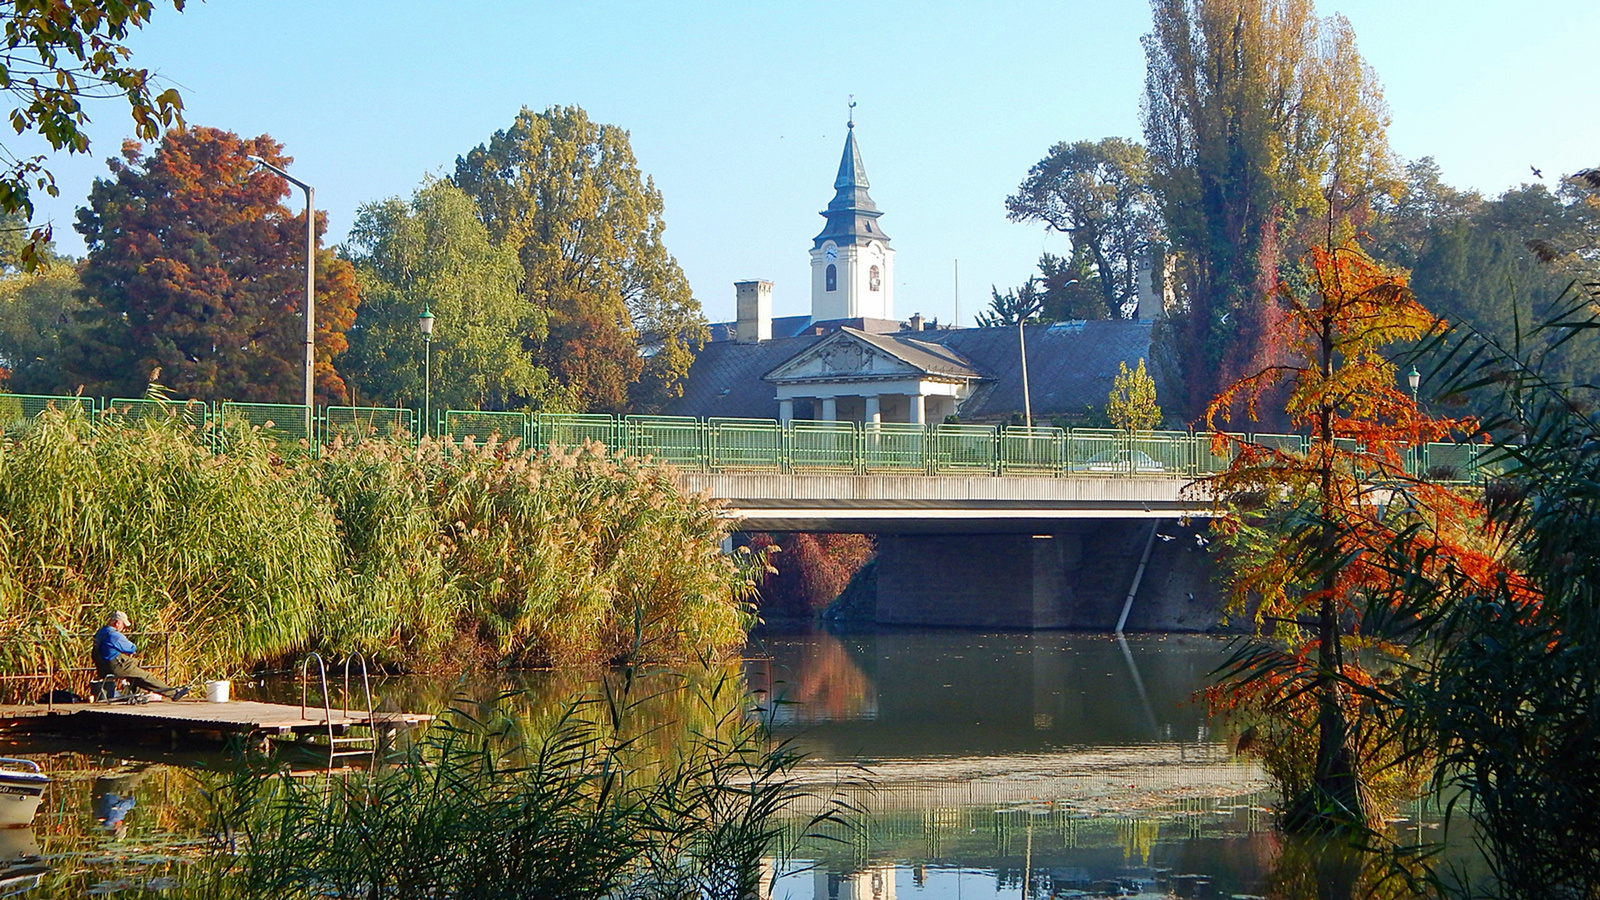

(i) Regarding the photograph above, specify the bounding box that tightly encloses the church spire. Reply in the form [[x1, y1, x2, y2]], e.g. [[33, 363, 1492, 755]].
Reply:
[[814, 105, 888, 249]]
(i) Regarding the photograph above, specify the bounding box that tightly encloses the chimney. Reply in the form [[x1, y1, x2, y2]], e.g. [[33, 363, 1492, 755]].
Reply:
[[909, 312, 924, 332], [734, 280, 773, 343]]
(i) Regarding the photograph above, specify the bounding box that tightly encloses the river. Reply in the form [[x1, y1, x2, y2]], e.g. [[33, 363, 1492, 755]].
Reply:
[[1, 629, 1465, 898]]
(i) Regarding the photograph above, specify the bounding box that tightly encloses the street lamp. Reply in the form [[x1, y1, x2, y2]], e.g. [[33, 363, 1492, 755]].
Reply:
[[1017, 278, 1076, 428], [1407, 364, 1421, 403], [418, 306, 435, 437], [248, 156, 315, 439]]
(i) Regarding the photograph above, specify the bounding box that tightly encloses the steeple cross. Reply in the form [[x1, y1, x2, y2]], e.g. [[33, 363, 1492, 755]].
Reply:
[[848, 95, 856, 128]]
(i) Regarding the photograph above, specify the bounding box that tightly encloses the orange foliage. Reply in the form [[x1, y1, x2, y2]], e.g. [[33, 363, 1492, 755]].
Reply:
[[748, 532, 875, 619]]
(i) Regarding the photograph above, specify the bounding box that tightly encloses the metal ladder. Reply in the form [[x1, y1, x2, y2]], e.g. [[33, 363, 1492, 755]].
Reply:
[[298, 652, 378, 767]]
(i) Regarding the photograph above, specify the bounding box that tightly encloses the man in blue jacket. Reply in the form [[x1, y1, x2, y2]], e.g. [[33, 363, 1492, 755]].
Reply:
[[93, 611, 188, 700]]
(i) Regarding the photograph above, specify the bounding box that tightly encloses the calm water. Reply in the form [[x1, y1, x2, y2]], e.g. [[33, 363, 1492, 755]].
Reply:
[[0, 630, 1464, 898]]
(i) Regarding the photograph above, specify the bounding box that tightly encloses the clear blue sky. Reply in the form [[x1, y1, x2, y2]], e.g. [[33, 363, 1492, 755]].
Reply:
[[26, 0, 1600, 326]]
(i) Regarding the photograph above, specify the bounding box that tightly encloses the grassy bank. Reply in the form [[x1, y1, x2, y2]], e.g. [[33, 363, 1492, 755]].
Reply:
[[0, 407, 764, 686]]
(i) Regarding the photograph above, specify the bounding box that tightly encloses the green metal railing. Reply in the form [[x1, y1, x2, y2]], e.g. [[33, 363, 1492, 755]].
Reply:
[[0, 392, 1500, 483]]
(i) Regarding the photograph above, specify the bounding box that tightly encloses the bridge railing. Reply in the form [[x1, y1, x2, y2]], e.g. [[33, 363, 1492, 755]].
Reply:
[[0, 392, 1497, 482]]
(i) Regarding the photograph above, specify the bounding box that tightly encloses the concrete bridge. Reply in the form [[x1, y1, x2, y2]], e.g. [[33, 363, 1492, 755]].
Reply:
[[680, 471, 1213, 533]]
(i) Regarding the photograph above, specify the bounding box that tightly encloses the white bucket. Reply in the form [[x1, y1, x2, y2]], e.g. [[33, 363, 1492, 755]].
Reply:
[[203, 680, 230, 703]]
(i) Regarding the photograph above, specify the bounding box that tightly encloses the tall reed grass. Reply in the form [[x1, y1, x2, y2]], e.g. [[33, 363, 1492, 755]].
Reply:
[[0, 407, 764, 687]]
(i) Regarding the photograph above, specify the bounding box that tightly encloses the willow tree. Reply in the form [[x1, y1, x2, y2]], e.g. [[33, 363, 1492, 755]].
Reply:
[[1205, 242, 1483, 830], [342, 179, 553, 412], [1143, 0, 1397, 419], [454, 106, 706, 413]]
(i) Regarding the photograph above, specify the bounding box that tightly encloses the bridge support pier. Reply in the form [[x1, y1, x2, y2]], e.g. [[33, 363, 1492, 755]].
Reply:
[[872, 521, 1221, 630]]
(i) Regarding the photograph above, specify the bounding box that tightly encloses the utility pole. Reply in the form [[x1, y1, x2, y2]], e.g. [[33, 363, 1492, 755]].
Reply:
[[250, 156, 316, 439]]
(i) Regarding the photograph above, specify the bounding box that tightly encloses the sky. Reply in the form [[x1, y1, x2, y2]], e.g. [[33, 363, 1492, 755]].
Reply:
[[23, 0, 1600, 327]]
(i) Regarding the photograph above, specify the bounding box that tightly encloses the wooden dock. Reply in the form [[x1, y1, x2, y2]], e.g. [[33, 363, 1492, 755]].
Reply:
[[0, 699, 432, 745]]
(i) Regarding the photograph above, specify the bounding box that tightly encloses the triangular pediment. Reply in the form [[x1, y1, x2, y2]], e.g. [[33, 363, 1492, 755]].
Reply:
[[763, 329, 925, 383]]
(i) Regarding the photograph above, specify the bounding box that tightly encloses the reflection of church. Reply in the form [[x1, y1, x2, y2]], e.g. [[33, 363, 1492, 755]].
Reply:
[[666, 119, 1160, 425]]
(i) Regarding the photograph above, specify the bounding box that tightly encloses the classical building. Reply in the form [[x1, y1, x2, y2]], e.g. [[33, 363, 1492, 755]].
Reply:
[[669, 119, 1163, 426]]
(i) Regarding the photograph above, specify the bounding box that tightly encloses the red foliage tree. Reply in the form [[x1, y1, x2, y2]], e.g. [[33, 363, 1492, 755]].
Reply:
[[748, 533, 875, 619], [66, 127, 359, 403]]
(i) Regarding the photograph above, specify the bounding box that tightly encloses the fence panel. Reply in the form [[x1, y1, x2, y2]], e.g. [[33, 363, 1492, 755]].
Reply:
[[930, 424, 997, 473], [440, 410, 530, 445], [537, 414, 618, 452], [100, 397, 207, 428], [1065, 428, 1125, 474], [1193, 433, 1246, 474], [789, 420, 859, 472], [708, 418, 784, 471], [624, 415, 705, 469], [999, 426, 1064, 474], [218, 402, 314, 446], [862, 423, 927, 472], [0, 393, 95, 426], [1422, 442, 1476, 483], [1128, 430, 1196, 476], [323, 406, 418, 446], [1249, 433, 1306, 456]]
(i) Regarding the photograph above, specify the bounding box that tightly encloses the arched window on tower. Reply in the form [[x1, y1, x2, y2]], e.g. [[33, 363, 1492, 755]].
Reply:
[[825, 264, 837, 292], [869, 265, 881, 291]]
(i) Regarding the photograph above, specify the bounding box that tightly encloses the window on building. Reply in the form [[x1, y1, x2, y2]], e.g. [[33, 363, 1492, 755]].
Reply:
[[869, 265, 881, 291], [826, 264, 837, 292]]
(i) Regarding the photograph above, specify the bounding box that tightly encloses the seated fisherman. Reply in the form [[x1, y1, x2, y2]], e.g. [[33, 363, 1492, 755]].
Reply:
[[93, 611, 188, 701]]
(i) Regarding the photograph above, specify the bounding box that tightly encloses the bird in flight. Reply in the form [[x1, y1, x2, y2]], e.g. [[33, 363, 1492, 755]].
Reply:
[[1531, 165, 1544, 179]]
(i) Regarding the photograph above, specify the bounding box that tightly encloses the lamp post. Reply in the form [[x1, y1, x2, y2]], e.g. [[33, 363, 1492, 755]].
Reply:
[[1408, 364, 1421, 404], [418, 306, 435, 437], [249, 156, 315, 439], [1017, 278, 1076, 428]]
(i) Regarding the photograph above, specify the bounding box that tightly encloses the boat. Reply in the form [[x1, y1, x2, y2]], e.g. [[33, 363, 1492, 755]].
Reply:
[[0, 760, 47, 828]]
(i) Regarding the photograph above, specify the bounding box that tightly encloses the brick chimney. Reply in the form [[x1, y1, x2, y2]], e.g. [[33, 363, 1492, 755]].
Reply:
[[908, 312, 924, 332]]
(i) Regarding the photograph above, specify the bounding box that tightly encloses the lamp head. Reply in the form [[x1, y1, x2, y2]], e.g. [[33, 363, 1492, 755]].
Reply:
[[418, 306, 435, 337], [1407, 364, 1421, 392]]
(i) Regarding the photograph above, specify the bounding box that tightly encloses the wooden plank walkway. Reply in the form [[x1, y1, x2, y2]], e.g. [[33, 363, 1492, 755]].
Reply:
[[0, 699, 432, 740]]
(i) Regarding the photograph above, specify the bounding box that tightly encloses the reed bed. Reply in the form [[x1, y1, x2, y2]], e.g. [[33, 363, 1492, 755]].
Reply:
[[0, 407, 764, 687]]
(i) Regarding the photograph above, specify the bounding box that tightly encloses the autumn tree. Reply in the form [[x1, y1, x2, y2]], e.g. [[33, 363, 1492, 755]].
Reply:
[[1006, 137, 1159, 319], [453, 105, 707, 413], [0, 0, 186, 268], [1143, 0, 1397, 420], [65, 127, 359, 403], [1107, 358, 1161, 432], [342, 179, 555, 413], [1203, 242, 1483, 831]]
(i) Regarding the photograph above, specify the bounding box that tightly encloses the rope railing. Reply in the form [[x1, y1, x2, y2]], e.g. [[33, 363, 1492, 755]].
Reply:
[[0, 392, 1496, 482]]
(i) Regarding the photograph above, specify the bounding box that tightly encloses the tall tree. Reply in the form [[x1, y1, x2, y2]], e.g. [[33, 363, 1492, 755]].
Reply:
[[1107, 358, 1162, 432], [1006, 137, 1159, 319], [66, 127, 359, 402], [342, 179, 554, 413], [0, 213, 82, 392], [1143, 0, 1396, 420], [0, 0, 186, 268], [453, 105, 707, 413], [1205, 242, 1479, 830]]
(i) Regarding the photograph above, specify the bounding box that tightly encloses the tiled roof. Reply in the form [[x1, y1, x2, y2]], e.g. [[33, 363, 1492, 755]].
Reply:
[[664, 319, 1157, 423], [840, 328, 984, 380]]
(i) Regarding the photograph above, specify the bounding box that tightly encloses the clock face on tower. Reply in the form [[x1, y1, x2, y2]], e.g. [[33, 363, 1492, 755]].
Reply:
[[824, 246, 838, 262]]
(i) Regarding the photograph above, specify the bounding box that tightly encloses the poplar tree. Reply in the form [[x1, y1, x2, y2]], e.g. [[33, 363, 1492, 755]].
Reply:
[[1107, 358, 1161, 432]]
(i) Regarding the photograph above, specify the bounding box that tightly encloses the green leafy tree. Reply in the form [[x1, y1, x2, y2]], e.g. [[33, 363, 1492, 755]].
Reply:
[[454, 105, 707, 413], [66, 127, 360, 403], [342, 179, 554, 413], [0, 0, 186, 268], [974, 277, 1042, 328], [1107, 358, 1162, 432], [0, 213, 82, 391], [1142, 0, 1397, 419], [1006, 137, 1159, 319]]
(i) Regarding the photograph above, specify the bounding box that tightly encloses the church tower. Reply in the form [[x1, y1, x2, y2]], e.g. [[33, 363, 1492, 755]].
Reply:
[[810, 112, 894, 321]]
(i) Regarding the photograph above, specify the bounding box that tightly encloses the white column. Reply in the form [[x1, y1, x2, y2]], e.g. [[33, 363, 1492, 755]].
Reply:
[[909, 394, 925, 425], [820, 397, 838, 422], [778, 399, 793, 424], [864, 395, 881, 427]]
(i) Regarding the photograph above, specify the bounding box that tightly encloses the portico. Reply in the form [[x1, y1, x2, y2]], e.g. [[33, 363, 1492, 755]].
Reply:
[[765, 326, 981, 425]]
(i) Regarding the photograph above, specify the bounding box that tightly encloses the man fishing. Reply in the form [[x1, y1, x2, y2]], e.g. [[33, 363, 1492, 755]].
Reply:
[[93, 611, 189, 701]]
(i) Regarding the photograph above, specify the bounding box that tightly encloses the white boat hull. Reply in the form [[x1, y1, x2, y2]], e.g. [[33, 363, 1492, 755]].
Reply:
[[0, 761, 48, 829]]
